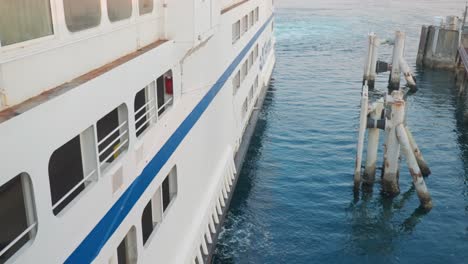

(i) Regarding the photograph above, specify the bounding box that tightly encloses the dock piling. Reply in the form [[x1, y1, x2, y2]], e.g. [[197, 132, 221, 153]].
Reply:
[[396, 124, 433, 210], [389, 31, 405, 90], [363, 100, 383, 186], [404, 126, 431, 177], [354, 85, 369, 190]]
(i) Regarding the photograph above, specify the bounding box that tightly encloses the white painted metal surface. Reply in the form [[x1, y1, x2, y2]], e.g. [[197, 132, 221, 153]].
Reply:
[[0, 0, 276, 263]]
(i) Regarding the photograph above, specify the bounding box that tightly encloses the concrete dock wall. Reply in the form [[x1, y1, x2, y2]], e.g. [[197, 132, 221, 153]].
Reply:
[[417, 26, 459, 69]]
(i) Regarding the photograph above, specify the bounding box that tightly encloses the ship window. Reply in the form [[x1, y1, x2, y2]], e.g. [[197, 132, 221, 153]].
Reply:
[[0, 174, 36, 262], [115, 227, 137, 264], [242, 99, 248, 121], [255, 7, 259, 22], [63, 0, 102, 32], [249, 85, 254, 103], [254, 44, 259, 60], [156, 71, 174, 117], [241, 60, 248, 82], [139, 0, 153, 15], [107, 0, 132, 22], [97, 104, 129, 171], [233, 70, 241, 93], [141, 187, 163, 246], [248, 52, 254, 68], [249, 11, 254, 27], [49, 127, 98, 215], [134, 82, 157, 138], [0, 0, 53, 46], [241, 15, 248, 35], [232, 20, 240, 44], [254, 76, 259, 92], [162, 167, 177, 212]]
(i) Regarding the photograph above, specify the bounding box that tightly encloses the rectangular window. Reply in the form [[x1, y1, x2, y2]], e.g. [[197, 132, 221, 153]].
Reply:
[[97, 104, 129, 169], [249, 86, 254, 103], [249, 11, 254, 27], [162, 168, 177, 212], [0, 0, 53, 46], [255, 7, 259, 22], [254, 76, 259, 92], [232, 20, 240, 44], [64, 0, 102, 32], [49, 127, 97, 215], [254, 44, 259, 60], [134, 82, 157, 137], [233, 71, 241, 93], [114, 227, 137, 264], [242, 99, 248, 121], [241, 15, 248, 35], [107, 0, 132, 22], [248, 52, 254, 68], [241, 61, 248, 82], [156, 71, 174, 117], [139, 0, 153, 15], [0, 174, 36, 262]]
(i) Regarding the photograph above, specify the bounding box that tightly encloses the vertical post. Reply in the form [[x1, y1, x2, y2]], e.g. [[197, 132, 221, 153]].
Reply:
[[382, 91, 404, 195], [389, 31, 405, 90], [363, 100, 383, 187], [354, 85, 369, 190], [368, 35, 379, 89], [363, 34, 375, 86], [417, 26, 429, 66], [405, 126, 431, 177], [396, 124, 433, 210]]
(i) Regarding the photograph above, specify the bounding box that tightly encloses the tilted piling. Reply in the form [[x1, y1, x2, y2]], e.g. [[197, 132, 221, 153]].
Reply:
[[399, 58, 417, 90], [404, 126, 431, 177], [363, 34, 376, 86], [354, 85, 369, 190], [396, 124, 433, 210]]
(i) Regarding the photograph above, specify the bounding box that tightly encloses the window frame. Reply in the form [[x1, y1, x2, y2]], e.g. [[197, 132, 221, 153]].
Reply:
[[63, 0, 103, 33], [0, 173, 37, 261], [107, 0, 133, 23]]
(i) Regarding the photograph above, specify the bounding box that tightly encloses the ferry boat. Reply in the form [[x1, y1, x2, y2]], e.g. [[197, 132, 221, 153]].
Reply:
[[0, 0, 275, 263]]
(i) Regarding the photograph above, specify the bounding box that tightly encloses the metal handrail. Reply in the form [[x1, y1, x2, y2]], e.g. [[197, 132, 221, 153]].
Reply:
[[134, 98, 156, 117], [99, 139, 129, 166], [97, 121, 128, 147], [157, 97, 173, 114], [0, 222, 37, 257], [52, 169, 97, 210], [136, 112, 157, 135], [135, 104, 156, 125], [98, 130, 128, 157]]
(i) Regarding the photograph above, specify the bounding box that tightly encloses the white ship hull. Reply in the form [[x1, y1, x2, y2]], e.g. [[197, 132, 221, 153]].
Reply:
[[0, 0, 275, 263]]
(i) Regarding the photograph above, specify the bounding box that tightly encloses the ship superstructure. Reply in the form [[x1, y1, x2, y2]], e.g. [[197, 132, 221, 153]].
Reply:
[[0, 0, 275, 263]]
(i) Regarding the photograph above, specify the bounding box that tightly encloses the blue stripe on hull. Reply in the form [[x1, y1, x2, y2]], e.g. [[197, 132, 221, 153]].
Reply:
[[65, 15, 274, 263]]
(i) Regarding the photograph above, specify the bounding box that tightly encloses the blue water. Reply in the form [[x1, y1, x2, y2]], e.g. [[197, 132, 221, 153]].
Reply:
[[214, 1, 468, 263]]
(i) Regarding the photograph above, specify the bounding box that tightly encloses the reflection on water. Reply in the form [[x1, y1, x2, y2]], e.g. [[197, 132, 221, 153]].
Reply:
[[215, 2, 468, 263]]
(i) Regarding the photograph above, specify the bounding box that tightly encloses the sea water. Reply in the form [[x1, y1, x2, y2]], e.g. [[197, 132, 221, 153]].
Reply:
[[214, 1, 468, 263]]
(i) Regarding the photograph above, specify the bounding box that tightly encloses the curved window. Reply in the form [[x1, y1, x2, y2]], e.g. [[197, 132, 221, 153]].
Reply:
[[0, 0, 53, 46], [139, 0, 154, 15], [63, 0, 102, 32], [107, 0, 132, 22], [0, 173, 37, 261]]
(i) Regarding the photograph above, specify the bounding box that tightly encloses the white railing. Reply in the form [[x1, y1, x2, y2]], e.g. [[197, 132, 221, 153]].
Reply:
[[97, 121, 129, 166], [157, 97, 173, 116], [52, 169, 97, 210], [0, 223, 37, 258], [135, 99, 157, 135]]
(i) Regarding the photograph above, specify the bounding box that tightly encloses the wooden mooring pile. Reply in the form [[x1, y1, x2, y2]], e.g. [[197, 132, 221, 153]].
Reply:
[[354, 32, 433, 211]]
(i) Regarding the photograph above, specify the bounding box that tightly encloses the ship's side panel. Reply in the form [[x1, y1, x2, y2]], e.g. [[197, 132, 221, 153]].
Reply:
[[0, 0, 275, 263]]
